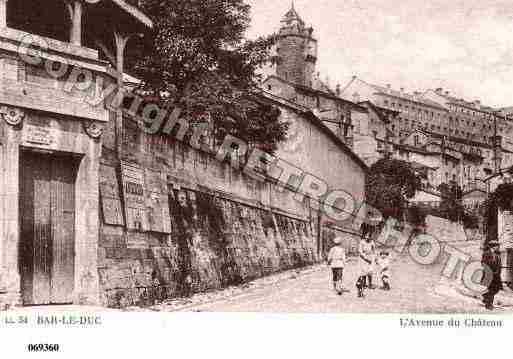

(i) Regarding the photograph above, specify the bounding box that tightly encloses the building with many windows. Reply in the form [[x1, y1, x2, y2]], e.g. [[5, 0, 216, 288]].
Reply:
[[340, 77, 513, 192]]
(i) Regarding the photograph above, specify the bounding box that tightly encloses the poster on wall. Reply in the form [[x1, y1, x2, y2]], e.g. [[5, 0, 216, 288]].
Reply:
[[121, 117, 140, 159], [121, 161, 148, 231], [99, 165, 124, 226], [145, 169, 172, 234]]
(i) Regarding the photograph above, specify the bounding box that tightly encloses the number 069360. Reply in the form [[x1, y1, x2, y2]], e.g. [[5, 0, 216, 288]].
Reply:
[[27, 344, 60, 352]]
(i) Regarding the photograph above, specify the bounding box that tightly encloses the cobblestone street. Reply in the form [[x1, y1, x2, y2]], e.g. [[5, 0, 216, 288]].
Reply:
[[148, 253, 513, 313]]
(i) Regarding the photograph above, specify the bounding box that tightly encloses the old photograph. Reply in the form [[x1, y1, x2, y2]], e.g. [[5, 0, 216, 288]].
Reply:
[[1, 0, 513, 321]]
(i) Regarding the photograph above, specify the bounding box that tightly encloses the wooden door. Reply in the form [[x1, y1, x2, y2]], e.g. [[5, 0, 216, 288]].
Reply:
[[19, 152, 77, 305], [50, 158, 76, 303]]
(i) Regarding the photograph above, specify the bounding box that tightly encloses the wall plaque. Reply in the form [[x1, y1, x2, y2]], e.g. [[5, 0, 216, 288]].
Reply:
[[24, 125, 54, 146], [122, 117, 140, 154], [99, 165, 124, 226], [145, 169, 172, 234], [121, 161, 148, 231]]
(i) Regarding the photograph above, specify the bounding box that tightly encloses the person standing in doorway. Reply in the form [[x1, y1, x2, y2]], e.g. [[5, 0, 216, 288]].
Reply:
[[327, 236, 347, 295]]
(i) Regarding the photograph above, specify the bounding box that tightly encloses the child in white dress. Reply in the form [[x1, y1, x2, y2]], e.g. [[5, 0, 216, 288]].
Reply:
[[376, 251, 391, 290], [327, 237, 347, 295]]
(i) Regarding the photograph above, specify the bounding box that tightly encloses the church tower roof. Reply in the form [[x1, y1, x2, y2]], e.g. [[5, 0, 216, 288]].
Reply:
[[281, 2, 305, 26]]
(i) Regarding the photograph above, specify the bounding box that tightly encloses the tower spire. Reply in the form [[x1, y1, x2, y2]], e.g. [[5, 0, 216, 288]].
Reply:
[[282, 1, 304, 25]]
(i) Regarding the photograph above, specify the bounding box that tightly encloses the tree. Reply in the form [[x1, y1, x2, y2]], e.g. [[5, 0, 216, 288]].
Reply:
[[126, 0, 287, 153], [365, 159, 420, 221], [462, 213, 479, 229], [438, 182, 464, 222], [489, 183, 513, 211], [407, 205, 427, 228]]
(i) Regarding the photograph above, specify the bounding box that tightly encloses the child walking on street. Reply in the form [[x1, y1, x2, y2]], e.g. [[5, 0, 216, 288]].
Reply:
[[356, 234, 375, 298], [376, 251, 391, 290], [327, 236, 347, 295]]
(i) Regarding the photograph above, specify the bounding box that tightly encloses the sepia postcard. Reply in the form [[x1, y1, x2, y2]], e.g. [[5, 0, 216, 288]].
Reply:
[[0, 0, 511, 357]]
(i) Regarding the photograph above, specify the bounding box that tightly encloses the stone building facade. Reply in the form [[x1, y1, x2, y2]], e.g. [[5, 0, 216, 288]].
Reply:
[[0, 0, 152, 308], [352, 101, 397, 166]]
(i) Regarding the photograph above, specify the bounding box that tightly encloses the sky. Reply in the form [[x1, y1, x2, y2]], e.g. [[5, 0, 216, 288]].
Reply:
[[245, 0, 513, 108]]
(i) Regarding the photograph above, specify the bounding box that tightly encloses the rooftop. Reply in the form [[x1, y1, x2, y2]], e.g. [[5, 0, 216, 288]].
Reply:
[[281, 2, 305, 26], [345, 76, 446, 110]]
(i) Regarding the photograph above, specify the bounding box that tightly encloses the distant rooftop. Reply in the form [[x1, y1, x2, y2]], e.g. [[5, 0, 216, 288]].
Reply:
[[347, 76, 445, 110]]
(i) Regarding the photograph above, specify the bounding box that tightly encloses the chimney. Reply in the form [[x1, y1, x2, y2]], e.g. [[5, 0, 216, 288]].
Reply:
[[336, 84, 341, 96], [400, 87, 405, 93], [435, 88, 443, 94]]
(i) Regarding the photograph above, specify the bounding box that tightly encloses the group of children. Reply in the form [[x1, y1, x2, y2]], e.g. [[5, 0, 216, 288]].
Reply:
[[327, 235, 391, 297]]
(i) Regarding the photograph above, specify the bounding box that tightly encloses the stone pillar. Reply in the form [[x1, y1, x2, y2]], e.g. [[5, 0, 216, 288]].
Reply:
[[68, 0, 83, 46], [0, 118, 22, 307], [114, 31, 129, 157], [0, 122, 4, 296], [0, 0, 7, 28]]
